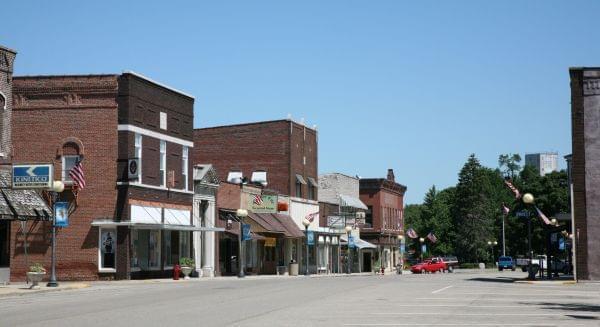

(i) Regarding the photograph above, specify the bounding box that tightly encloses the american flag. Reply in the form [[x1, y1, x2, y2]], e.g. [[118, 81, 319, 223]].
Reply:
[[253, 195, 263, 205], [502, 203, 510, 215], [535, 206, 552, 225], [406, 228, 418, 239], [69, 159, 86, 190], [503, 179, 521, 199], [427, 232, 438, 243], [305, 211, 319, 223]]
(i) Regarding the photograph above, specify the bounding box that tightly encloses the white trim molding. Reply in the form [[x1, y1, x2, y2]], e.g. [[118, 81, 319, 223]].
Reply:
[[122, 70, 195, 99], [118, 124, 194, 147], [117, 181, 194, 194]]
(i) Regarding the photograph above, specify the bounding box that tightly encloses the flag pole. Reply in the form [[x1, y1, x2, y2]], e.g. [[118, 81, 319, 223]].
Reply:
[[502, 214, 506, 257]]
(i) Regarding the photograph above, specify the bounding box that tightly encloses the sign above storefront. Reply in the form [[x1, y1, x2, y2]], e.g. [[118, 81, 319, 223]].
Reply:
[[248, 194, 277, 213], [12, 164, 53, 189]]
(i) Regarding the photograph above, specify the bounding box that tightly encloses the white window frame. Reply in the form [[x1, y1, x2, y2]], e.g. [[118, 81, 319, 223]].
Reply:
[[160, 140, 166, 187], [62, 155, 80, 185], [135, 133, 142, 183], [160, 112, 167, 130], [98, 227, 117, 273], [182, 146, 189, 191]]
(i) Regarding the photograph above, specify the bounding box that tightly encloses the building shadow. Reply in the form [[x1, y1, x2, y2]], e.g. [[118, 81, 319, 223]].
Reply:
[[467, 277, 519, 283]]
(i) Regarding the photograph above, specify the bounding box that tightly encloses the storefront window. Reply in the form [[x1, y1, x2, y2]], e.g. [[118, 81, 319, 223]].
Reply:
[[149, 230, 160, 268], [131, 229, 139, 269], [164, 231, 172, 267], [179, 231, 190, 259], [100, 228, 116, 270]]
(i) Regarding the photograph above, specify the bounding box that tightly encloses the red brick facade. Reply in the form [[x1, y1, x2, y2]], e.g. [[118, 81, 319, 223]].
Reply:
[[193, 120, 318, 199]]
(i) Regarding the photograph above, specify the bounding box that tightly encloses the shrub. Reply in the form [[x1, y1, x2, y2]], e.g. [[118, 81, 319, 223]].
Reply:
[[29, 263, 46, 273], [179, 257, 195, 267]]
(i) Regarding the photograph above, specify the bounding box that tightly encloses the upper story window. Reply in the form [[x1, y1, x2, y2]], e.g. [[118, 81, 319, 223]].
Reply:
[[365, 206, 373, 227], [159, 140, 166, 187], [0, 92, 5, 110], [227, 171, 243, 184], [62, 155, 80, 184], [182, 146, 189, 190], [160, 112, 167, 130], [134, 133, 142, 183], [251, 170, 267, 187], [295, 174, 306, 198]]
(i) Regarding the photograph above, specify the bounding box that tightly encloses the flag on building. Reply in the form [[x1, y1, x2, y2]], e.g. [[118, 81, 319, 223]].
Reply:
[[306, 211, 319, 223], [503, 179, 521, 199], [535, 206, 552, 225], [502, 203, 510, 215], [427, 232, 437, 243], [407, 228, 418, 239], [69, 159, 86, 190], [253, 194, 263, 205]]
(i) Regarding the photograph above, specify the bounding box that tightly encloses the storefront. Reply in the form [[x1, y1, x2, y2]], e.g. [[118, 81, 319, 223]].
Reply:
[[340, 232, 377, 273]]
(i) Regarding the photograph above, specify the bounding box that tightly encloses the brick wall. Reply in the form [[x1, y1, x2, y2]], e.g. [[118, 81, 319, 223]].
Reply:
[[0, 46, 16, 163], [11, 75, 119, 281], [194, 120, 318, 199]]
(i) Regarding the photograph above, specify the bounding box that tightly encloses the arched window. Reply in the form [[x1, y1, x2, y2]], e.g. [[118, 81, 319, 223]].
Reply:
[[61, 142, 81, 184], [0, 92, 6, 110]]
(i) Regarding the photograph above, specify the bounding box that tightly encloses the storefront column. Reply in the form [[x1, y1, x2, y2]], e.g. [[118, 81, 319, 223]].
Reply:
[[202, 200, 216, 277]]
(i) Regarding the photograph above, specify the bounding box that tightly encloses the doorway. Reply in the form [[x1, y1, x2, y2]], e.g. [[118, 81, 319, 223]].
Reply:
[[0, 221, 10, 283], [362, 251, 372, 272]]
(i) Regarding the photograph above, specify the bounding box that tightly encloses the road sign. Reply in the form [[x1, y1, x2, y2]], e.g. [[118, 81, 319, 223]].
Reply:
[[12, 164, 53, 189]]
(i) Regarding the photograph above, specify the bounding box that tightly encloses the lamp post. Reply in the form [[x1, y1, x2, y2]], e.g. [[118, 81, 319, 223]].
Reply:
[[236, 208, 248, 278], [397, 234, 404, 274], [419, 237, 425, 262], [487, 241, 493, 267], [345, 225, 352, 274], [302, 218, 311, 276], [522, 193, 535, 280], [47, 180, 64, 287]]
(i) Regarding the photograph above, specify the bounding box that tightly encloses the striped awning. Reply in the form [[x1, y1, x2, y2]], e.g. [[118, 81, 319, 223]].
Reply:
[[339, 194, 368, 210]]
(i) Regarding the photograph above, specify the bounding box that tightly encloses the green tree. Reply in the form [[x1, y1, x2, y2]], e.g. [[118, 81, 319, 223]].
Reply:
[[499, 153, 522, 179]]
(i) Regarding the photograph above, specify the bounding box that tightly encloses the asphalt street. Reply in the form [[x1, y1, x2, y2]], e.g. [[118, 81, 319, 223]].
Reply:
[[0, 271, 598, 327]]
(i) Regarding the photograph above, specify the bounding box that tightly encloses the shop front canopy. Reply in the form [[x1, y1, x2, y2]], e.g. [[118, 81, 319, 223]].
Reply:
[[247, 212, 305, 238], [0, 169, 52, 221], [340, 235, 377, 249], [90, 220, 225, 232], [338, 194, 368, 210]]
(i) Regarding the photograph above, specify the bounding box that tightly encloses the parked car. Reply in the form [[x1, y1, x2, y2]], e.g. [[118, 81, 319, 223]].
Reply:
[[498, 256, 516, 271], [441, 256, 459, 272], [410, 257, 448, 274], [515, 255, 572, 274]]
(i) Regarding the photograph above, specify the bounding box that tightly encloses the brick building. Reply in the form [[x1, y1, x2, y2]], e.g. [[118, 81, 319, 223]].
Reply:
[[569, 67, 600, 281], [359, 169, 406, 273], [10, 71, 202, 281], [194, 119, 320, 275]]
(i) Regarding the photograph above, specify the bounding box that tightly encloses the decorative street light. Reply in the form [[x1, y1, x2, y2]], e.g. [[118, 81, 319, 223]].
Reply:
[[419, 237, 425, 262], [302, 218, 311, 276], [345, 225, 352, 274], [236, 208, 248, 278], [47, 180, 64, 287], [522, 193, 535, 279]]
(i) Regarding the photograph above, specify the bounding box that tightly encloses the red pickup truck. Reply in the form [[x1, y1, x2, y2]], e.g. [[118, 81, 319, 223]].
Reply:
[[410, 257, 448, 274]]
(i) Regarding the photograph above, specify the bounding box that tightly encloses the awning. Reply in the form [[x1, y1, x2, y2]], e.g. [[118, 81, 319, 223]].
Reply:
[[339, 194, 368, 210], [224, 228, 266, 240], [307, 177, 319, 188], [340, 235, 377, 249], [295, 174, 307, 185], [247, 212, 304, 238], [0, 169, 52, 221], [91, 220, 225, 232]]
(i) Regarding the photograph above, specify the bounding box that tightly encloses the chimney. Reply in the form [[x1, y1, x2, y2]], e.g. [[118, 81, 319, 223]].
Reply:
[[387, 169, 395, 182]]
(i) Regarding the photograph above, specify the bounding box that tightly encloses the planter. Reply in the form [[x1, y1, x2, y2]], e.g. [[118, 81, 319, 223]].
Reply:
[[180, 266, 193, 280], [26, 272, 46, 289]]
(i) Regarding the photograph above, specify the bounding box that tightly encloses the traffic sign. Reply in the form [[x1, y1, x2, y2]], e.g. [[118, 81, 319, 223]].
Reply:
[[12, 164, 53, 189]]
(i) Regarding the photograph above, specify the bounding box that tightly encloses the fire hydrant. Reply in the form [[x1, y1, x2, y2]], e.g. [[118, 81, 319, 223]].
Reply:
[[380, 266, 385, 275], [173, 264, 181, 280]]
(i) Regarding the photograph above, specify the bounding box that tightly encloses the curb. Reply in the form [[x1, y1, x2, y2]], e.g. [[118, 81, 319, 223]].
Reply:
[[0, 283, 90, 298]]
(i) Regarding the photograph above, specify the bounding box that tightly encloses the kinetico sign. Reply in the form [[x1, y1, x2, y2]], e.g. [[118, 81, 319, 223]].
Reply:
[[12, 164, 53, 189]]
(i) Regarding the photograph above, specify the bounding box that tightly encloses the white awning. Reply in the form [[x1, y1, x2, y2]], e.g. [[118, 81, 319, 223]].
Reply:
[[339, 194, 368, 210], [340, 235, 377, 249], [91, 220, 224, 232]]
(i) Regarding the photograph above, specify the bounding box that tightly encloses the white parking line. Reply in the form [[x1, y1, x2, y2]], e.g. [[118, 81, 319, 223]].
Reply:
[[344, 324, 588, 326], [431, 285, 453, 294], [371, 312, 593, 316]]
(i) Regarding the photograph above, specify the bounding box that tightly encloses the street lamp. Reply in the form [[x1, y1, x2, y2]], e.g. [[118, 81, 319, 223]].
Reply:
[[47, 180, 64, 287], [236, 208, 248, 278], [522, 193, 535, 279], [419, 237, 425, 262], [397, 234, 404, 274], [302, 218, 311, 276], [345, 225, 352, 274]]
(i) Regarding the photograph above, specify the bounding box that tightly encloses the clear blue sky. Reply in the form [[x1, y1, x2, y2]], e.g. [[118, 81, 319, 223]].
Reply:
[[3, 1, 598, 204]]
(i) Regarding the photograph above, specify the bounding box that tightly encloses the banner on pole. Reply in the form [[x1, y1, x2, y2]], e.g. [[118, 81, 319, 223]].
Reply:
[[54, 202, 69, 227]]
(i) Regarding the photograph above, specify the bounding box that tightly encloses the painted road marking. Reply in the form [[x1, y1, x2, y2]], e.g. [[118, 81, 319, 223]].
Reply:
[[344, 324, 589, 326], [431, 285, 453, 294], [371, 312, 597, 317]]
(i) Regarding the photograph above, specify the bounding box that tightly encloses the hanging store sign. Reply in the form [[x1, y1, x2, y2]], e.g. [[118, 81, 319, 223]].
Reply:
[[307, 231, 315, 245], [265, 237, 276, 247], [128, 158, 139, 180], [248, 194, 277, 213], [54, 202, 69, 227], [12, 164, 53, 189], [348, 235, 355, 248]]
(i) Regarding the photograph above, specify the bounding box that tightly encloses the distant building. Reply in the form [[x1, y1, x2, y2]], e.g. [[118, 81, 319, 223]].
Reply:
[[525, 152, 559, 176]]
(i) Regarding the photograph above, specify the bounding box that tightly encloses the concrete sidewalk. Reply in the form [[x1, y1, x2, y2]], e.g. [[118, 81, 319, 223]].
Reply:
[[0, 282, 90, 297]]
